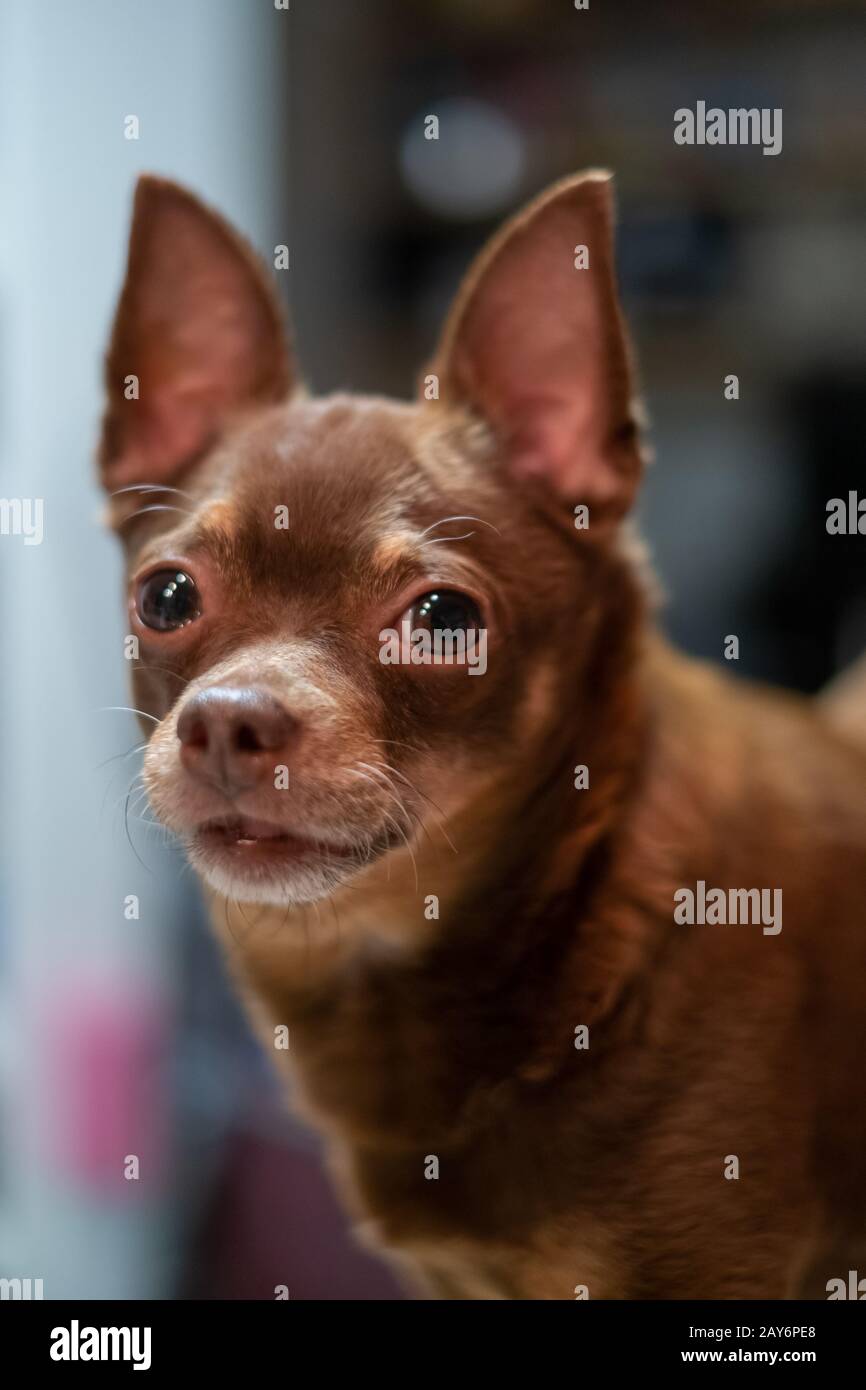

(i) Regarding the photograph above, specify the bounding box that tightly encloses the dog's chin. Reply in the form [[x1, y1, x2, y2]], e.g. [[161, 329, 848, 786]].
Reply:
[[190, 850, 361, 905], [181, 815, 385, 906]]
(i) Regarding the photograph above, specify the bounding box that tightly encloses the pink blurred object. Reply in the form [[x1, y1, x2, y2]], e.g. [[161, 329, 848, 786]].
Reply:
[[45, 977, 171, 1194]]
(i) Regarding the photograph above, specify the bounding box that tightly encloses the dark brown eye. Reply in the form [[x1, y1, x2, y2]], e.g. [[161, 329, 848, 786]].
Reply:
[[407, 590, 482, 634], [137, 570, 201, 631]]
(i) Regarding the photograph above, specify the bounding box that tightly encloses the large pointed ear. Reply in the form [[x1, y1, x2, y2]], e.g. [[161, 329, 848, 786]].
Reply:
[[99, 176, 295, 495], [426, 171, 642, 536]]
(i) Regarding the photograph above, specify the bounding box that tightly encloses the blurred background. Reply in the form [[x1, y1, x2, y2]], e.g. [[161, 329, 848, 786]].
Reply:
[[0, 0, 864, 1300]]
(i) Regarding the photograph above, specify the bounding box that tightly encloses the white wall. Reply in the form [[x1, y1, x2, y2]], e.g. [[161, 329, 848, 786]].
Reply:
[[0, 0, 288, 1298]]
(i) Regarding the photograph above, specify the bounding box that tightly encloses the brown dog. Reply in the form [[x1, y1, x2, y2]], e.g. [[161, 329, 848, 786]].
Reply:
[[99, 171, 866, 1299]]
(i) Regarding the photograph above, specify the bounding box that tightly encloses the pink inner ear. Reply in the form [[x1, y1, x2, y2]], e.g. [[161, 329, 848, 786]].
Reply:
[[107, 389, 219, 486], [507, 402, 629, 512], [435, 176, 641, 529], [101, 179, 293, 491]]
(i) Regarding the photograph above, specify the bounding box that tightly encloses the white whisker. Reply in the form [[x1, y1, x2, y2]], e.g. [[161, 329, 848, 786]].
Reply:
[[117, 503, 193, 526], [417, 514, 502, 541], [420, 532, 476, 545], [99, 705, 161, 725], [110, 484, 196, 500]]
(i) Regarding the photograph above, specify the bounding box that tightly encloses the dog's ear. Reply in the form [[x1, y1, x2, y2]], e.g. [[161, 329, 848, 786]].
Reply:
[[427, 171, 642, 536], [99, 176, 294, 493]]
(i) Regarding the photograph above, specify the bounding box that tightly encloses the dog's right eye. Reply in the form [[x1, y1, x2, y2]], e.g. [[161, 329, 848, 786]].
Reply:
[[137, 569, 202, 631]]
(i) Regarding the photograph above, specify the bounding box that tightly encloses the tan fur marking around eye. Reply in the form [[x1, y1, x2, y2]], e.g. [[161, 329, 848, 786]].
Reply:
[[517, 661, 558, 743], [369, 533, 416, 577], [197, 498, 239, 545]]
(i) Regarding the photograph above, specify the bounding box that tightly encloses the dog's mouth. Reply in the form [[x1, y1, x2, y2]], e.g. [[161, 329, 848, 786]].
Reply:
[[193, 814, 363, 865], [179, 808, 407, 902]]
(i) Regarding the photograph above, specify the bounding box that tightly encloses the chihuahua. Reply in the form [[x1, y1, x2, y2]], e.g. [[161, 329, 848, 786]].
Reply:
[[99, 171, 866, 1299]]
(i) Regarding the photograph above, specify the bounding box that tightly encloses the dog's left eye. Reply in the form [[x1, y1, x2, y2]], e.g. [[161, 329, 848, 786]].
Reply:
[[137, 570, 201, 631]]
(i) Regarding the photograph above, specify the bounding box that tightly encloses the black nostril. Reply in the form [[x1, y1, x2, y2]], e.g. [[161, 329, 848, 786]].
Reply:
[[177, 708, 209, 750], [235, 721, 266, 753]]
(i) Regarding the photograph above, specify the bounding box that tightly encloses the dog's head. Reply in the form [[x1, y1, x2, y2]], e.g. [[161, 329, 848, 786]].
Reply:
[[100, 172, 647, 908]]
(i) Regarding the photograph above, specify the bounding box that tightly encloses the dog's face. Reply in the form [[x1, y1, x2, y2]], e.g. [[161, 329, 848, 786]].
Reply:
[[100, 173, 644, 907]]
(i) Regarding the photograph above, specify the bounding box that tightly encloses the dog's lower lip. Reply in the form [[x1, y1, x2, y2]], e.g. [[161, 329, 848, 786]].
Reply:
[[195, 816, 356, 859]]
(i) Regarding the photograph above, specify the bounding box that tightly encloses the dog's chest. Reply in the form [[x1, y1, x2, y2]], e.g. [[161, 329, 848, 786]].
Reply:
[[335, 1131, 625, 1300], [272, 1004, 629, 1298]]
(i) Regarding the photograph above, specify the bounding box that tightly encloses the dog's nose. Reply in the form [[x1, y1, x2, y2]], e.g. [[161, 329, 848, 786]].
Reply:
[[177, 687, 297, 795]]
